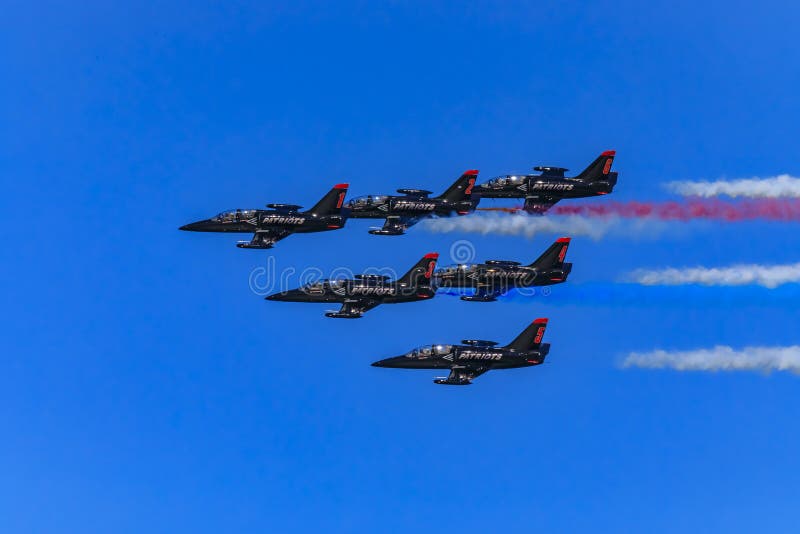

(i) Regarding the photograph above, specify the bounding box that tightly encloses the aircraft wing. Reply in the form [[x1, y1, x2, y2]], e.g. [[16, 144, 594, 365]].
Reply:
[[434, 366, 489, 385], [523, 196, 560, 215], [369, 215, 421, 236], [236, 229, 292, 249], [325, 298, 381, 318]]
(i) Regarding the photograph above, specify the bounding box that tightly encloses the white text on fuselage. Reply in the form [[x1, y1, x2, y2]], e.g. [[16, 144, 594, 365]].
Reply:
[[486, 270, 534, 279], [261, 216, 305, 225], [394, 201, 436, 211], [531, 183, 574, 191], [350, 286, 396, 296], [459, 352, 503, 361]]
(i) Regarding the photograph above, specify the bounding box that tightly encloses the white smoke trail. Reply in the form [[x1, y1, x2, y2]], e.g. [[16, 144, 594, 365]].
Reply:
[[666, 174, 800, 198], [421, 213, 669, 240], [622, 346, 800, 374], [626, 263, 800, 289]]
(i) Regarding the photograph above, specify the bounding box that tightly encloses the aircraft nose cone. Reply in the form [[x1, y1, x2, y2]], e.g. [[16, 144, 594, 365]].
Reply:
[[179, 221, 203, 231], [371, 355, 404, 367]]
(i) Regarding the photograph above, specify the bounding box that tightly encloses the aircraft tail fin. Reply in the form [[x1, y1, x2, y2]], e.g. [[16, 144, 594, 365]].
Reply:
[[397, 253, 439, 288], [530, 237, 571, 269], [308, 183, 349, 216], [575, 150, 617, 184], [437, 170, 479, 202], [505, 318, 549, 351]]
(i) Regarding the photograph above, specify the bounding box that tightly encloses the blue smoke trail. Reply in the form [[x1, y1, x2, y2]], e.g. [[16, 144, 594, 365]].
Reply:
[[437, 283, 800, 308]]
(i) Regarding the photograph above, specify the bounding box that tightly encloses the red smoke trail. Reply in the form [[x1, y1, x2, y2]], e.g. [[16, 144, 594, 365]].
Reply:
[[479, 199, 800, 222]]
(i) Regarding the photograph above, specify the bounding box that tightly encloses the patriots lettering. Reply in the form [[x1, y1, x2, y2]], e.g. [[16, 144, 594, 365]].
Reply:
[[261, 216, 306, 225], [393, 201, 437, 211], [531, 182, 574, 191], [349, 286, 396, 296], [459, 352, 503, 361]]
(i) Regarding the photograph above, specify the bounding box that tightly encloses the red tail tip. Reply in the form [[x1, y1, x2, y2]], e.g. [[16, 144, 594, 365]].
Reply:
[[533, 318, 548, 325], [601, 150, 616, 157], [424, 253, 439, 260], [334, 183, 349, 189], [556, 237, 571, 243], [464, 169, 479, 176]]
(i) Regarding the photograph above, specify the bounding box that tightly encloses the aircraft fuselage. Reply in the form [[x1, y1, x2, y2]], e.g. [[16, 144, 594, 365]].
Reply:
[[179, 210, 346, 234], [476, 175, 614, 200], [372, 343, 549, 371], [347, 196, 476, 219], [436, 263, 572, 290], [267, 279, 435, 305]]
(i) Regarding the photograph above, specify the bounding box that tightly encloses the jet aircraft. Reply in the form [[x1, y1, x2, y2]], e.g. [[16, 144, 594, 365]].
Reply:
[[179, 184, 349, 249], [435, 237, 572, 301], [345, 170, 480, 235], [475, 150, 618, 213], [372, 318, 552, 385], [266, 253, 439, 318]]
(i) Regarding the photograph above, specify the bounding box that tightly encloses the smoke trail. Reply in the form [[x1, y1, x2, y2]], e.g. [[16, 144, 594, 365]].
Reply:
[[422, 213, 669, 239], [438, 283, 800, 308], [548, 199, 800, 221], [622, 346, 800, 374], [626, 263, 800, 289], [666, 175, 800, 198]]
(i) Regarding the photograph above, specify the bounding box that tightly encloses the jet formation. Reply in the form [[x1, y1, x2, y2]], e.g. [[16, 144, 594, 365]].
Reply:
[[179, 151, 618, 248], [180, 151, 620, 384]]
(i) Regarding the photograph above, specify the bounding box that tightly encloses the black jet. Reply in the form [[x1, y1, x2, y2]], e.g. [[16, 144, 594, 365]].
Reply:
[[475, 150, 618, 213], [266, 253, 439, 318], [435, 237, 572, 301], [179, 183, 349, 249], [345, 170, 480, 235], [372, 318, 552, 385]]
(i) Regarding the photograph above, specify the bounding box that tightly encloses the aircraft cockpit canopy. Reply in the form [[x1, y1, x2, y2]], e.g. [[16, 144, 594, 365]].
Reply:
[[435, 264, 476, 275], [212, 209, 259, 222], [408, 344, 454, 359], [346, 195, 389, 208], [301, 278, 328, 289], [484, 175, 527, 188]]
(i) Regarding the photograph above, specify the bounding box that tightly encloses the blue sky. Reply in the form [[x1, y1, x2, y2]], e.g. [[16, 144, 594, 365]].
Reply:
[[3, 1, 800, 532]]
